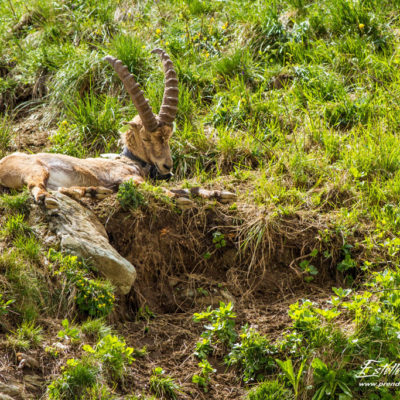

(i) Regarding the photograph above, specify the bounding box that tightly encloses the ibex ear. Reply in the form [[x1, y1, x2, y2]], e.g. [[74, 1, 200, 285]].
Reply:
[[124, 121, 138, 130]]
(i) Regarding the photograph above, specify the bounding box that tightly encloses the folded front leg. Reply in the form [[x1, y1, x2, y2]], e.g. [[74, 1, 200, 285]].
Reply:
[[167, 186, 236, 208], [58, 186, 113, 201], [161, 188, 194, 209], [189, 187, 236, 203]]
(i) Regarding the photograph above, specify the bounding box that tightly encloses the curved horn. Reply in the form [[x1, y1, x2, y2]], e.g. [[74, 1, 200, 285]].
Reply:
[[104, 55, 159, 132], [151, 48, 179, 125]]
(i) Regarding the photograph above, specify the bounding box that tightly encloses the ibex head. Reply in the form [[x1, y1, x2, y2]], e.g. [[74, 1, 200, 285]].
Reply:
[[104, 48, 178, 177]]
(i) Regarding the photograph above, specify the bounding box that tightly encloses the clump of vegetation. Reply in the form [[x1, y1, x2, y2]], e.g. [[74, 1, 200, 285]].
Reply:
[[0, 249, 52, 321], [57, 319, 81, 344], [7, 320, 43, 350], [49, 250, 115, 317], [192, 359, 215, 392], [193, 302, 237, 359], [58, 93, 121, 155], [245, 380, 293, 400], [0, 191, 30, 215], [1, 214, 32, 239], [83, 334, 135, 381], [149, 367, 181, 400], [13, 235, 41, 261], [227, 325, 277, 382], [48, 333, 134, 398], [117, 180, 146, 210], [47, 357, 100, 400], [80, 318, 113, 341]]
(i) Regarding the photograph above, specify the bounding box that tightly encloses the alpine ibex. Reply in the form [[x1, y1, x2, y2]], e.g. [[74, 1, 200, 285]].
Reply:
[[0, 49, 235, 208]]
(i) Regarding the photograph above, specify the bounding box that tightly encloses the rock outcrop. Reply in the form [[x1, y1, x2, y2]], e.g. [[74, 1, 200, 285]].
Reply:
[[0, 381, 26, 399], [46, 192, 136, 295]]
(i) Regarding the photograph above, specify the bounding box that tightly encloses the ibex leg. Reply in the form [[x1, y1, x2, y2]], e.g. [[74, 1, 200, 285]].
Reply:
[[169, 187, 236, 203], [0, 153, 58, 208], [58, 186, 113, 200]]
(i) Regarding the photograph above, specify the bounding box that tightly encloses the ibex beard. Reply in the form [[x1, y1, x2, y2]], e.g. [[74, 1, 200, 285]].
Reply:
[[0, 49, 235, 209]]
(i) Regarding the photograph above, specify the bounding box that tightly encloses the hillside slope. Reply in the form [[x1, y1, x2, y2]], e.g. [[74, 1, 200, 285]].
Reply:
[[1, 0, 400, 398]]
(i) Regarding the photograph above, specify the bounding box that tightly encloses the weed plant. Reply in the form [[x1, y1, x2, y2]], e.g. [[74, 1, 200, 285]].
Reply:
[[149, 367, 181, 400], [48, 332, 133, 398], [7, 320, 43, 350], [47, 357, 99, 400], [49, 250, 115, 317], [83, 334, 135, 381], [245, 380, 294, 400], [228, 325, 277, 382]]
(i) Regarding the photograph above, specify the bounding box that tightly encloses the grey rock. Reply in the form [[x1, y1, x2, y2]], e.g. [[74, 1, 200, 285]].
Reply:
[[23, 374, 43, 390], [0, 394, 15, 400], [47, 192, 136, 294], [0, 381, 25, 398]]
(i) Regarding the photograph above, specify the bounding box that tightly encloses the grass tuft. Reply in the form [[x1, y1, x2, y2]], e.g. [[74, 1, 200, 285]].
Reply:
[[7, 320, 43, 350]]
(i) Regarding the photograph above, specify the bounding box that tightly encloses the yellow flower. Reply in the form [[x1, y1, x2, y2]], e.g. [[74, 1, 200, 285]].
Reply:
[[359, 23, 365, 29], [156, 28, 161, 35]]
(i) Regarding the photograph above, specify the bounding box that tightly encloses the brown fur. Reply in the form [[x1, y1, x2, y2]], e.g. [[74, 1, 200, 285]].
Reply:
[[123, 115, 173, 172]]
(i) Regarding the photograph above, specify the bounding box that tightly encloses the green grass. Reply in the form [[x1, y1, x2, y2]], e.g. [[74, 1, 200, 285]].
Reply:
[[0, 113, 12, 157], [13, 235, 41, 261], [149, 367, 181, 400], [47, 357, 99, 400], [245, 380, 293, 400], [80, 318, 113, 341], [6, 320, 43, 350], [1, 214, 32, 239], [0, 191, 30, 215], [0, 250, 51, 321]]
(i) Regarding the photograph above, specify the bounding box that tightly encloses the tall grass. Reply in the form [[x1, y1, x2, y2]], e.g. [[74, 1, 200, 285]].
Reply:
[[0, 113, 12, 157]]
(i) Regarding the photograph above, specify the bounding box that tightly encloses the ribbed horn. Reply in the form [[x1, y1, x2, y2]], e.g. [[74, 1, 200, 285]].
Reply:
[[104, 55, 159, 132], [151, 48, 179, 125]]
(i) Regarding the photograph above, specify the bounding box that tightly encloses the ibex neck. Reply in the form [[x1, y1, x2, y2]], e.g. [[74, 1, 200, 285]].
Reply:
[[120, 147, 172, 181], [121, 147, 148, 168]]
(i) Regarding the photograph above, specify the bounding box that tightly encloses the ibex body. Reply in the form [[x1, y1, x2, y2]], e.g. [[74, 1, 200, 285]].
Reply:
[[0, 49, 234, 208]]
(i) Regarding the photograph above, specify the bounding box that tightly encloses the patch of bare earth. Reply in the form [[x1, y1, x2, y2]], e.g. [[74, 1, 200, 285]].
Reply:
[[8, 112, 56, 153]]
